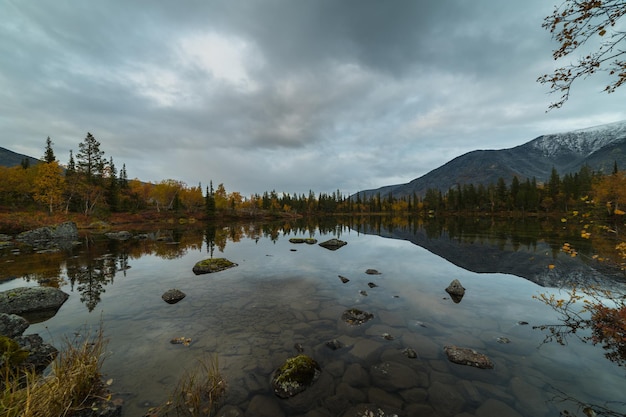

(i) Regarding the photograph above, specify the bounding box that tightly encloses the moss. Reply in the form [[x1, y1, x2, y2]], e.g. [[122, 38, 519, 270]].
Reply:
[[197, 258, 235, 269], [272, 354, 320, 398], [192, 258, 238, 275], [0, 336, 29, 368]]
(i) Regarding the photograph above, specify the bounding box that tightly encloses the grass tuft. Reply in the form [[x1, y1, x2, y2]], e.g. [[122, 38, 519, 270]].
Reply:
[[147, 354, 226, 417], [0, 325, 109, 417]]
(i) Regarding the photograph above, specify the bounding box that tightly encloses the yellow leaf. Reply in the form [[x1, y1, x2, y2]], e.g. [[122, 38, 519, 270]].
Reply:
[[548, 264, 555, 269], [614, 209, 625, 215]]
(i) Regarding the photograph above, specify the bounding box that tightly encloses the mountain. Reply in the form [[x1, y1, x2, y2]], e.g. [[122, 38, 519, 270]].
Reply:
[[0, 147, 41, 168], [355, 120, 626, 199], [355, 222, 626, 290]]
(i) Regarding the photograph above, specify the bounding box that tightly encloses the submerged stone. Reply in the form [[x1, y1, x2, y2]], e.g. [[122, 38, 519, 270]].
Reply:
[[443, 345, 494, 369], [341, 308, 374, 326], [192, 258, 238, 275], [271, 354, 321, 399]]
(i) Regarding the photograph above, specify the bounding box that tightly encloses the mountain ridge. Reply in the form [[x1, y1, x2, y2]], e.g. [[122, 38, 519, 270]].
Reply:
[[355, 120, 626, 199], [0, 147, 41, 168]]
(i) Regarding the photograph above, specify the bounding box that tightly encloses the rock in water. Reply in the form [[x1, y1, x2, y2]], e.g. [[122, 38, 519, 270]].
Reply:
[[0, 287, 69, 316], [271, 354, 321, 398], [192, 258, 238, 275], [0, 313, 29, 338], [15, 221, 78, 249], [318, 239, 347, 250], [445, 279, 466, 303], [341, 308, 374, 325], [161, 289, 186, 304], [443, 345, 494, 369]]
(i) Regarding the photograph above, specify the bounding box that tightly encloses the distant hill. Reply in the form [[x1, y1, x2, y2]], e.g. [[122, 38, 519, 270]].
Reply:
[[354, 120, 626, 199], [0, 147, 41, 168]]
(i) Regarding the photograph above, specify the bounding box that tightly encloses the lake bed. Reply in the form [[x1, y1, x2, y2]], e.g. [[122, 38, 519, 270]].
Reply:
[[2, 220, 625, 416]]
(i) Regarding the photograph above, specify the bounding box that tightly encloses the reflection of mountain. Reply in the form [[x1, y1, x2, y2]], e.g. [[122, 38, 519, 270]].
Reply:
[[356, 224, 626, 290]]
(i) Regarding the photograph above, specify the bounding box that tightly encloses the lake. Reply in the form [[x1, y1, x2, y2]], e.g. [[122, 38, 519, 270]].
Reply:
[[2, 217, 625, 417]]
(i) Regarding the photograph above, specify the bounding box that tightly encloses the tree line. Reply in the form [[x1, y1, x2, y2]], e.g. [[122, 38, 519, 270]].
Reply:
[[2, 133, 626, 220]]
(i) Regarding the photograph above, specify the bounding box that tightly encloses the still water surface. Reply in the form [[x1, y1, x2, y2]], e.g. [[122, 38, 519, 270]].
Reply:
[[2, 219, 625, 417]]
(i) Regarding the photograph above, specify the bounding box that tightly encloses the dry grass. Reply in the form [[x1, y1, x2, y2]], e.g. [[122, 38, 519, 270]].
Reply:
[[147, 354, 226, 417], [0, 326, 109, 417]]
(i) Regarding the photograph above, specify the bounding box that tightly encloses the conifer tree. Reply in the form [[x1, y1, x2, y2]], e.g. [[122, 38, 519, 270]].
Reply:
[[43, 136, 56, 163], [76, 132, 106, 183], [205, 181, 216, 216], [67, 150, 76, 176], [107, 157, 119, 211]]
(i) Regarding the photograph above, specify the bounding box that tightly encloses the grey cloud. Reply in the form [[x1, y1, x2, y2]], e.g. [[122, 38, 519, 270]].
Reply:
[[1, 0, 625, 197]]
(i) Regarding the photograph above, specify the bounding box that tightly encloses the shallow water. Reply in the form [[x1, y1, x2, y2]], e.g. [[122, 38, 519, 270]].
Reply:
[[2, 221, 625, 417]]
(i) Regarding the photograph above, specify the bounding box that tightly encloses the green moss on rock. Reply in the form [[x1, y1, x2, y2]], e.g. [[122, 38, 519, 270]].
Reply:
[[0, 335, 29, 368], [271, 354, 321, 399], [192, 258, 238, 275]]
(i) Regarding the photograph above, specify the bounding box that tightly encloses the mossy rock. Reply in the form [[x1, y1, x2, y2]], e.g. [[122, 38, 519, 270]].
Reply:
[[271, 354, 321, 399], [289, 238, 318, 245], [192, 258, 238, 275], [0, 335, 29, 368]]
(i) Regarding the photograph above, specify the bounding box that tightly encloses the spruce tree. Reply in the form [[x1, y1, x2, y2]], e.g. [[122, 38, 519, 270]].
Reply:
[[67, 150, 76, 176], [205, 181, 216, 216], [76, 132, 106, 183], [43, 136, 56, 163]]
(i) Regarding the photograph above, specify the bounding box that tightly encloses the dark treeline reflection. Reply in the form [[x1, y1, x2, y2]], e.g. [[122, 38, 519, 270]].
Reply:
[[2, 215, 624, 311], [1, 219, 354, 311], [351, 214, 599, 263]]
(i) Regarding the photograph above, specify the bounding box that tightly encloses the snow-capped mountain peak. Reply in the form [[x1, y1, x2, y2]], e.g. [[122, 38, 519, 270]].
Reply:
[[531, 120, 626, 157]]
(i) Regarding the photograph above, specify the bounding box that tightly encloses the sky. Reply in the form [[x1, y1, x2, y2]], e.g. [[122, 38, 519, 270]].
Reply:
[[1, 1, 625, 197]]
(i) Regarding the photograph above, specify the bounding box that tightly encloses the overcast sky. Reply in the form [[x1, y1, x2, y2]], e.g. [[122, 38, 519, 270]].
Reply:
[[2, 1, 625, 197]]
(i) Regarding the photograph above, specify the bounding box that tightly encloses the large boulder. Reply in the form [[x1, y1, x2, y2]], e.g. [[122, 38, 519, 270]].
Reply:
[[15, 221, 78, 249], [0, 334, 58, 374], [0, 313, 29, 337], [0, 287, 69, 319], [14, 334, 58, 373]]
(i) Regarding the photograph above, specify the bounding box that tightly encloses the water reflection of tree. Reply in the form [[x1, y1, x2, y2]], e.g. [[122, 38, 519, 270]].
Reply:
[[66, 255, 117, 312], [534, 287, 626, 367], [548, 386, 626, 417]]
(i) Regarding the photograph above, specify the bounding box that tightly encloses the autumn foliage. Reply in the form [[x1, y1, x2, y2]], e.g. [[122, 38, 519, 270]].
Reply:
[[535, 286, 626, 366]]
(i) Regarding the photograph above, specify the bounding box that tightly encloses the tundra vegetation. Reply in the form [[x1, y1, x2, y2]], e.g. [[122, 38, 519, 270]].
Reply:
[[1, 326, 109, 417]]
